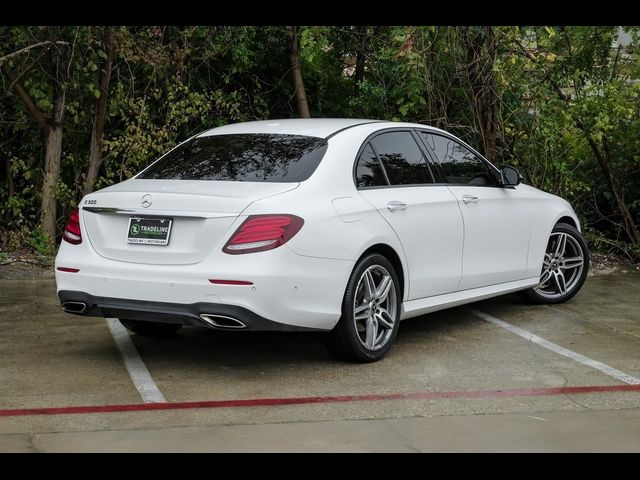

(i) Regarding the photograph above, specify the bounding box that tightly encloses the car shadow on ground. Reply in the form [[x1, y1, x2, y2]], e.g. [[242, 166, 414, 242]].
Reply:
[[120, 293, 530, 370]]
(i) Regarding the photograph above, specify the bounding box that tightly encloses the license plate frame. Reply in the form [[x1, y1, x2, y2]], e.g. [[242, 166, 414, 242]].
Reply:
[[126, 217, 173, 246]]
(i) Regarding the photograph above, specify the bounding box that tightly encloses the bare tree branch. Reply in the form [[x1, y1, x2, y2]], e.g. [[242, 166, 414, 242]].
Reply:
[[0, 40, 69, 64], [4, 45, 54, 95]]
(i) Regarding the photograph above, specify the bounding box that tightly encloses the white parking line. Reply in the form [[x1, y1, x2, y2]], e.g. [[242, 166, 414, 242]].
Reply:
[[466, 308, 640, 385], [105, 319, 167, 403]]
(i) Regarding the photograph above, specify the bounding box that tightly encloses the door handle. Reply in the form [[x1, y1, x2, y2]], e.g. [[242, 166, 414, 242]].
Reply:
[[387, 201, 407, 212], [462, 195, 478, 204]]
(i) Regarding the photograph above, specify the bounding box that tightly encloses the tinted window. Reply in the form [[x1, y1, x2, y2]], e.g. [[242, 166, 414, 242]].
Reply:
[[355, 143, 388, 187], [369, 132, 433, 185], [138, 134, 328, 182], [419, 132, 497, 186]]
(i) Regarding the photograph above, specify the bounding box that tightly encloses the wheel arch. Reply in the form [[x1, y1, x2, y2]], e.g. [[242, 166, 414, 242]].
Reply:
[[555, 215, 579, 230], [551, 208, 580, 233], [528, 208, 582, 278], [358, 243, 406, 301]]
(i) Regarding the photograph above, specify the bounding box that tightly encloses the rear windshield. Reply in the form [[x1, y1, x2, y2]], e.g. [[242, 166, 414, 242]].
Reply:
[[138, 133, 328, 182]]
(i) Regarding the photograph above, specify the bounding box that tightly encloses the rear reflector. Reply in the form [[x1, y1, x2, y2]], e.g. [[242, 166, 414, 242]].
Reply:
[[56, 267, 80, 273], [209, 279, 254, 285], [62, 208, 82, 245], [222, 214, 304, 254]]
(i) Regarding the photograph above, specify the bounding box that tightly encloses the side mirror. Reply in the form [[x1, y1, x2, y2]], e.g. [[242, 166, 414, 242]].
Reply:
[[500, 166, 522, 187]]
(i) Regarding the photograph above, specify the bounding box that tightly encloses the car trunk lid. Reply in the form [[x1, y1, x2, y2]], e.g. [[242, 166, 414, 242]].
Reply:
[[81, 179, 298, 265]]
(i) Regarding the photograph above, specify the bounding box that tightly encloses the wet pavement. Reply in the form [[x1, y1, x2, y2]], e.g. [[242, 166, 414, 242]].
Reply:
[[0, 272, 639, 452]]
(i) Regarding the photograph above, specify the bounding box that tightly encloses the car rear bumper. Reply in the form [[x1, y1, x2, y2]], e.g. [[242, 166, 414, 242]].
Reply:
[[55, 241, 353, 331], [58, 290, 322, 332]]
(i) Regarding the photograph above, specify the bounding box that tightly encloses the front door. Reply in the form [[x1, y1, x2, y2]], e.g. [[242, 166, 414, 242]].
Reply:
[[418, 131, 530, 290]]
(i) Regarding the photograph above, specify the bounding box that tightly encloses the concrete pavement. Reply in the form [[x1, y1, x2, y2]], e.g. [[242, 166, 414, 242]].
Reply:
[[0, 272, 639, 452]]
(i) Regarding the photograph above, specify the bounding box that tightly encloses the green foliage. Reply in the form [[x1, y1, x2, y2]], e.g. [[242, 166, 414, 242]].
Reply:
[[28, 226, 54, 256], [0, 26, 639, 260]]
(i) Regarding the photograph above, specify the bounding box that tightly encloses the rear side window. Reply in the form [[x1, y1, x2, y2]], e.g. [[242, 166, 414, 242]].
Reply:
[[419, 132, 498, 186], [369, 131, 434, 185], [138, 134, 328, 182], [355, 143, 388, 187]]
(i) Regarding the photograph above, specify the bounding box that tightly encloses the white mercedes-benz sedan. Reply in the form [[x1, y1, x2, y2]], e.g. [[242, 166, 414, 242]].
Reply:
[[55, 119, 588, 362]]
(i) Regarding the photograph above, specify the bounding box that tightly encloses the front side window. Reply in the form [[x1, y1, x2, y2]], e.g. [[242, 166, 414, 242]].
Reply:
[[138, 134, 328, 182], [419, 132, 498, 186], [369, 131, 434, 185]]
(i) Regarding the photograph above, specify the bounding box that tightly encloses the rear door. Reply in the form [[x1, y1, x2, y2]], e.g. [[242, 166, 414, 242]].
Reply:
[[356, 130, 464, 300], [418, 131, 530, 289]]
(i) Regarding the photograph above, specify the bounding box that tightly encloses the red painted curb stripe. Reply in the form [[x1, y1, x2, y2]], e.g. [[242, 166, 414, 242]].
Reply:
[[1, 384, 638, 418]]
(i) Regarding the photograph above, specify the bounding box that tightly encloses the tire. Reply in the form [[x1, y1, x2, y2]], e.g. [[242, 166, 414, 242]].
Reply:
[[119, 319, 183, 337], [324, 253, 401, 362], [523, 223, 589, 304]]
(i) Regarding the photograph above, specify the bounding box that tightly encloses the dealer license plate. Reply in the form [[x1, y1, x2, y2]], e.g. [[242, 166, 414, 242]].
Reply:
[[127, 217, 173, 246]]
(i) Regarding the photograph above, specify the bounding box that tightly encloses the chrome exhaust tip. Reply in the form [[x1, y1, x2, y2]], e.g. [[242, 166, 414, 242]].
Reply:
[[199, 314, 247, 329], [62, 301, 88, 314]]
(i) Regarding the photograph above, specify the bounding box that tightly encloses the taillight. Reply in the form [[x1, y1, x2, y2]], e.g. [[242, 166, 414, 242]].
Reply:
[[223, 214, 304, 254], [63, 208, 82, 245]]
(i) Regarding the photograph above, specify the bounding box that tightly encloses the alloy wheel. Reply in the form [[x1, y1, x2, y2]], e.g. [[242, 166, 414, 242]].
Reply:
[[533, 231, 585, 300], [352, 265, 397, 351]]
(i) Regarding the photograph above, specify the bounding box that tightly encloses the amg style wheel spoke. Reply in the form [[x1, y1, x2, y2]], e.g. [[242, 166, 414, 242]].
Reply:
[[555, 233, 567, 257], [553, 270, 567, 295], [539, 268, 553, 286], [354, 309, 370, 322], [376, 308, 394, 330], [376, 275, 392, 304], [365, 317, 378, 348], [561, 256, 583, 270], [354, 303, 369, 315], [364, 270, 376, 301]]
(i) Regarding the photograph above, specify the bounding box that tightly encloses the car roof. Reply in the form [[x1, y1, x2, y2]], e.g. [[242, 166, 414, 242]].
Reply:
[[197, 118, 447, 139]]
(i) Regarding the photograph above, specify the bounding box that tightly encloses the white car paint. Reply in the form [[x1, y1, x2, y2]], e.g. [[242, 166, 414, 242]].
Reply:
[[447, 184, 531, 290], [358, 185, 463, 298], [55, 118, 579, 330]]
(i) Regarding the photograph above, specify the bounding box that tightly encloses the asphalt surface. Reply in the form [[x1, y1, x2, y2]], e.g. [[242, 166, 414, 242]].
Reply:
[[0, 271, 639, 452]]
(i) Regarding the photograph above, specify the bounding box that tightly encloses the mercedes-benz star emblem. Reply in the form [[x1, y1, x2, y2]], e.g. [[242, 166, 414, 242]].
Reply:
[[141, 194, 152, 208]]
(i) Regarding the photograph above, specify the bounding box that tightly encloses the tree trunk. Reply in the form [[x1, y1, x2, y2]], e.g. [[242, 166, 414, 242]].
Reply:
[[464, 27, 498, 163], [41, 126, 63, 238], [4, 156, 14, 199], [354, 26, 366, 97], [287, 26, 310, 118], [83, 129, 102, 196], [486, 28, 498, 163], [354, 50, 365, 97], [2, 157, 13, 223], [40, 44, 69, 240], [83, 27, 115, 196]]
